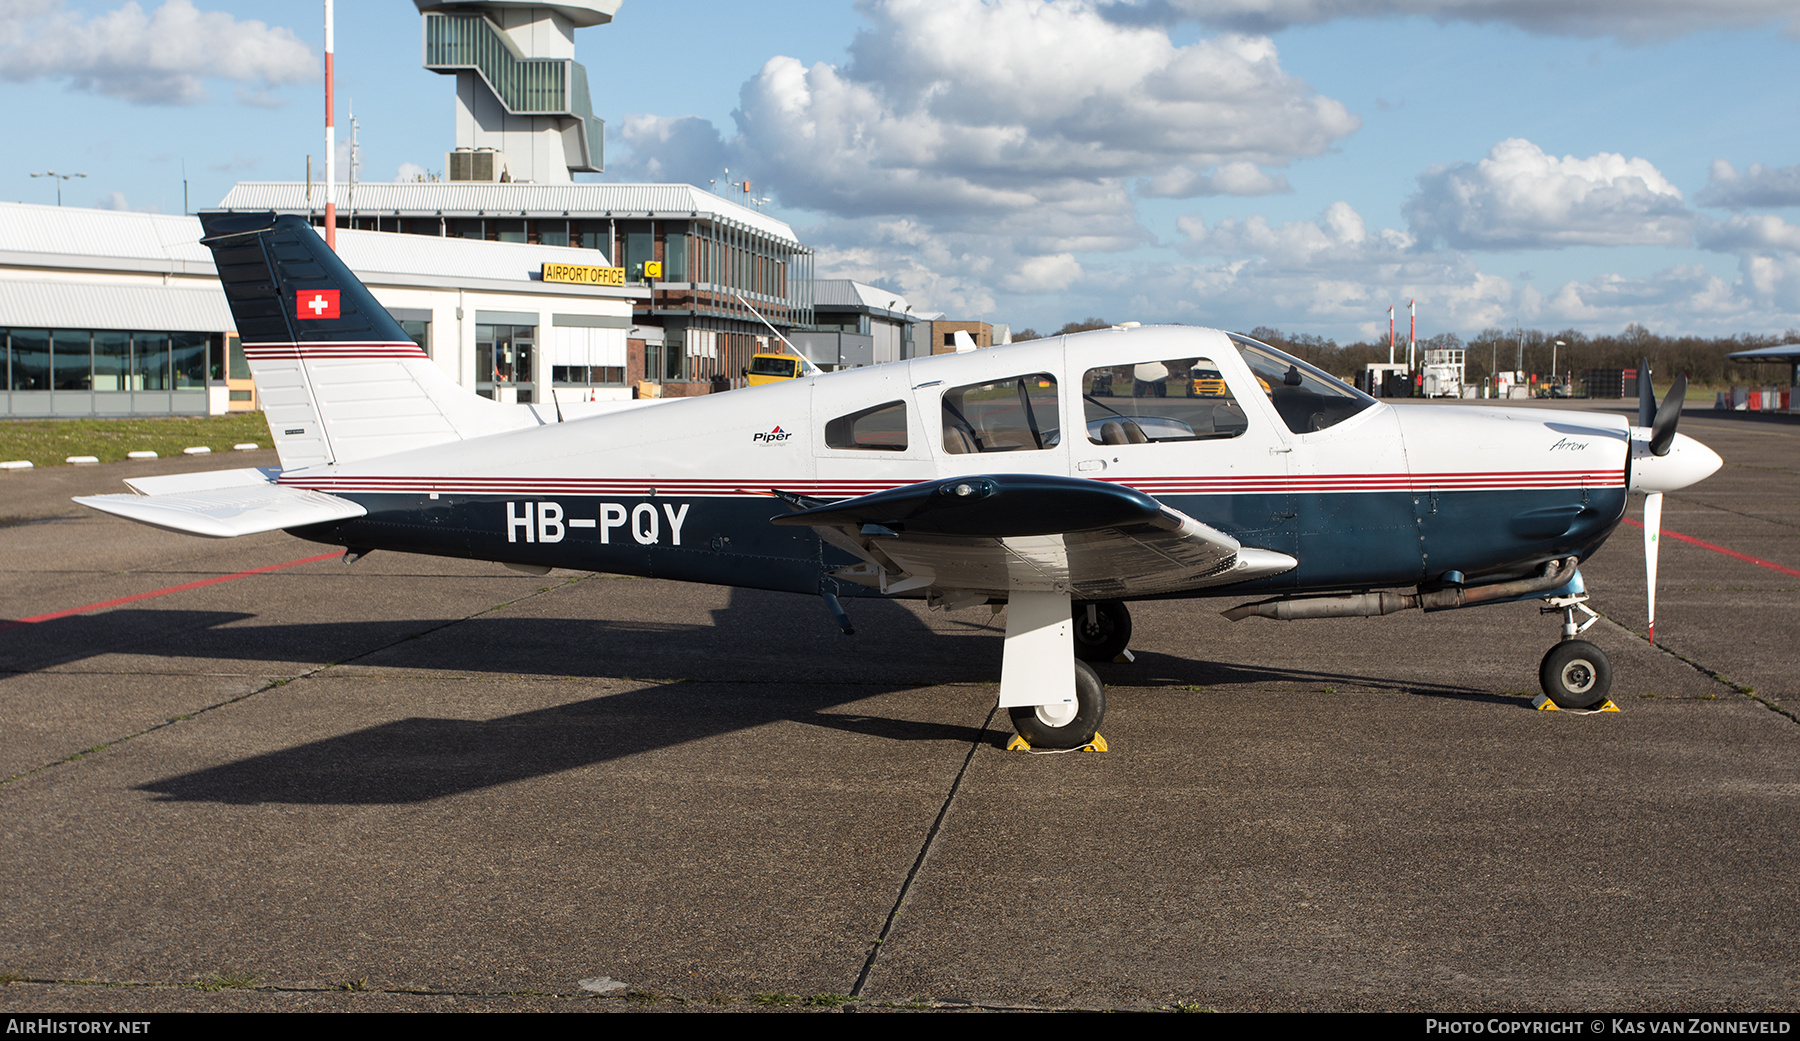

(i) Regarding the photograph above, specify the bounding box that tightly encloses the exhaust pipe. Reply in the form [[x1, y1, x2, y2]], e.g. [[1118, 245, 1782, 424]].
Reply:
[[1223, 557, 1578, 622]]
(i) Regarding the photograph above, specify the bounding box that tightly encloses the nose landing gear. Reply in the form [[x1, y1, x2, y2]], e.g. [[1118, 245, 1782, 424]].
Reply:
[[1537, 593, 1613, 709]]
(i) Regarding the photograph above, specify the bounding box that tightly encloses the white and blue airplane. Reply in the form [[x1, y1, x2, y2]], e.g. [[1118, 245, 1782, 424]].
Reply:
[[76, 213, 1723, 749]]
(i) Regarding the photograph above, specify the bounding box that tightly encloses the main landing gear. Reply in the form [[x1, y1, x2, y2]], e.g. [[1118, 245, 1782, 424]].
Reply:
[[1073, 600, 1132, 663], [1008, 659, 1106, 749], [999, 591, 1122, 750], [1537, 592, 1613, 710]]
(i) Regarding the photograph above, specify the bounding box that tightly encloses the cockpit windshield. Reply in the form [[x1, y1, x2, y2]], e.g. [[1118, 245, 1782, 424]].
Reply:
[[1227, 332, 1376, 434]]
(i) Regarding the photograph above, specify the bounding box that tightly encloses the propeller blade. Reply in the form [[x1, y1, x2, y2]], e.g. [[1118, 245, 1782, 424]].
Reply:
[[1644, 490, 1663, 643], [1637, 356, 1655, 429], [1649, 372, 1687, 457]]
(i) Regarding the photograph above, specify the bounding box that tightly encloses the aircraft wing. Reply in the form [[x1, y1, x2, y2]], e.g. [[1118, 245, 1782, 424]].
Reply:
[[74, 468, 365, 538], [771, 473, 1295, 600]]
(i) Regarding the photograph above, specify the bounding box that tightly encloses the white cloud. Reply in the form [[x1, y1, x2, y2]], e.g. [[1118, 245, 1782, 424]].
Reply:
[[0, 0, 314, 106], [609, 115, 729, 186], [1000, 253, 1086, 293], [1111, 0, 1800, 39], [94, 191, 157, 212], [728, 2, 1356, 223], [1696, 213, 1800, 253], [1180, 200, 1414, 266], [810, 217, 1001, 317], [1159, 200, 1511, 336], [1696, 160, 1800, 210], [1743, 253, 1800, 307], [1404, 138, 1691, 250], [1543, 266, 1747, 323], [1143, 160, 1292, 197], [607, 0, 1359, 318]]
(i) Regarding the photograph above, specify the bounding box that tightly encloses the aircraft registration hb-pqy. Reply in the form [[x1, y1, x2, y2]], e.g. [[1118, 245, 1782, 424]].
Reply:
[[78, 213, 1723, 749]]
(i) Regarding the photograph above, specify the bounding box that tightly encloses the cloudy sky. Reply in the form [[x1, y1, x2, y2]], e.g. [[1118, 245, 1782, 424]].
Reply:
[[5, 0, 1799, 342]]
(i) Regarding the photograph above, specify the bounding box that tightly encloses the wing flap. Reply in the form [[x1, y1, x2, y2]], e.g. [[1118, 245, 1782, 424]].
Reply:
[[74, 484, 366, 538], [777, 474, 1296, 599]]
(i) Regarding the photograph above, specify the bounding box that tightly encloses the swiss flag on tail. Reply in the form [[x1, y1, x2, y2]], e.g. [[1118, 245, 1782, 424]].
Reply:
[[295, 289, 340, 320]]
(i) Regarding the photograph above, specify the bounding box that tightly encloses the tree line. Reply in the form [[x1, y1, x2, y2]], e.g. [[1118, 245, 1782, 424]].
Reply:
[[1012, 320, 1800, 389]]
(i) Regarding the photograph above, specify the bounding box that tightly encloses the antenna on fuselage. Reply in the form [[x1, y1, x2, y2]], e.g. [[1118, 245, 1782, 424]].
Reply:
[[733, 291, 822, 377]]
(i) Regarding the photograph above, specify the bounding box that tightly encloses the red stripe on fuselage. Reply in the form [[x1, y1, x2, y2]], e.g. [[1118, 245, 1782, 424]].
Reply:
[[274, 470, 1623, 498], [243, 341, 428, 361]]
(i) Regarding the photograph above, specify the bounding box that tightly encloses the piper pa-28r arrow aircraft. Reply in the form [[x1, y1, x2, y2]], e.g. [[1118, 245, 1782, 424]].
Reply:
[[78, 213, 1723, 749]]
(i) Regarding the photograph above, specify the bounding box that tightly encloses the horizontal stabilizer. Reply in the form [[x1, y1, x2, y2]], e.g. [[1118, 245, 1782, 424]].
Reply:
[[75, 484, 365, 538], [123, 467, 282, 497]]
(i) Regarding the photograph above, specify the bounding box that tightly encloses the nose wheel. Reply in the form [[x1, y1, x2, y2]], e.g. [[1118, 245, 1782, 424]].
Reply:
[[1538, 593, 1611, 709]]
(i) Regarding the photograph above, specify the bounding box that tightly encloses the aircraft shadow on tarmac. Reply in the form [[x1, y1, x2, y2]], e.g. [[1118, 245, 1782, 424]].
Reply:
[[136, 679, 995, 806], [4, 584, 1504, 805]]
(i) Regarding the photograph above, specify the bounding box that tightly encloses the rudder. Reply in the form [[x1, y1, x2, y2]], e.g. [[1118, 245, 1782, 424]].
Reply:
[[199, 212, 541, 470]]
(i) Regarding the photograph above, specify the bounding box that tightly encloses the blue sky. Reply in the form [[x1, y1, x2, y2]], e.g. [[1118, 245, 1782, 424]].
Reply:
[[6, 0, 1800, 343]]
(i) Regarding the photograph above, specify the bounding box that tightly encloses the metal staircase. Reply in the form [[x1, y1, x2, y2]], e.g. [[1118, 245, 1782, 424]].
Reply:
[[423, 11, 604, 172]]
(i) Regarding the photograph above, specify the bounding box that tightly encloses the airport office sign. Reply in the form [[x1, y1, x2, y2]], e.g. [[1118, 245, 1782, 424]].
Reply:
[[542, 262, 627, 287]]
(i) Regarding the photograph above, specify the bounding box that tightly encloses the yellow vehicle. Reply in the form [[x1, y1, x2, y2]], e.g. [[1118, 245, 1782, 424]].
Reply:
[[746, 352, 805, 386], [1190, 365, 1228, 397]]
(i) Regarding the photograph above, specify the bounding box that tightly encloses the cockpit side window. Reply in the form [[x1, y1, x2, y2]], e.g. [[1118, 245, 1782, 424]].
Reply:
[[941, 374, 1059, 454], [1081, 357, 1247, 444], [1228, 333, 1375, 434], [825, 400, 907, 451]]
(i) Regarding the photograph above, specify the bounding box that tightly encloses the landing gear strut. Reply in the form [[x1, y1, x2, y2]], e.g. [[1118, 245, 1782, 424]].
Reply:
[[1538, 593, 1611, 709], [999, 590, 1107, 749]]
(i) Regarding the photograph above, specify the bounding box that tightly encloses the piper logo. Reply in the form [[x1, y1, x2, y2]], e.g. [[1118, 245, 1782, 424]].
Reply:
[[753, 426, 793, 444]]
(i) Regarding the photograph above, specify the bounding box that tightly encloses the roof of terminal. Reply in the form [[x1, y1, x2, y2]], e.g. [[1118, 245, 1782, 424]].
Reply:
[[1, 201, 633, 288], [217, 181, 804, 247], [0, 202, 643, 330]]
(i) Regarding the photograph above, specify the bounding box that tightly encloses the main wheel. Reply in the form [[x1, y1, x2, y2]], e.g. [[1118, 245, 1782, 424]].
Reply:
[[1539, 640, 1613, 709], [1072, 600, 1132, 663], [1009, 660, 1105, 749]]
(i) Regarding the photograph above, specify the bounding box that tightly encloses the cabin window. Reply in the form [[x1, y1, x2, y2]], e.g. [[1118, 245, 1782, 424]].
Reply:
[[941, 374, 1058, 454], [826, 400, 907, 451], [1081, 357, 1247, 444], [1228, 334, 1374, 434]]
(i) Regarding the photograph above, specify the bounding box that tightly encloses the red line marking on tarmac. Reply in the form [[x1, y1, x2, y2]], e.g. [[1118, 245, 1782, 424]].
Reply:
[[1623, 518, 1800, 578], [0, 552, 340, 631]]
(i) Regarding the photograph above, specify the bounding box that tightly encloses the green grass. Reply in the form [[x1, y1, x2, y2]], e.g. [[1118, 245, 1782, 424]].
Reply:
[[0, 413, 272, 468]]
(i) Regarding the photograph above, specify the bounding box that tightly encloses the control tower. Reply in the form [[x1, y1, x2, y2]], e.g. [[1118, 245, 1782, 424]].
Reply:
[[416, 1, 619, 183]]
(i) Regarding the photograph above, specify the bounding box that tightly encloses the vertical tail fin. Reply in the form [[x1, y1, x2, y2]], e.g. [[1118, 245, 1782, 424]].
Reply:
[[199, 212, 540, 470]]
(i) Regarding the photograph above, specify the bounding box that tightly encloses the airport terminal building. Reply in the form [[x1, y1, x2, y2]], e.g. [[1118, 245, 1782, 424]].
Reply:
[[0, 200, 643, 417]]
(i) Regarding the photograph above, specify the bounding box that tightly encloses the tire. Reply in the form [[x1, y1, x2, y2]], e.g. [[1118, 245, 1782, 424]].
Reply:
[[1539, 640, 1612, 709], [1072, 600, 1132, 663], [1009, 659, 1105, 749]]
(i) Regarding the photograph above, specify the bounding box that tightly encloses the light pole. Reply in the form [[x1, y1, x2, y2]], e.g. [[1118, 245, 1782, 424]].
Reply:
[[30, 171, 85, 206]]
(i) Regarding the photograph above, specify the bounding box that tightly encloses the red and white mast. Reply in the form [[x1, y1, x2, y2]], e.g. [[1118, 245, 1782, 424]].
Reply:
[[324, 0, 336, 250], [1408, 299, 1416, 370]]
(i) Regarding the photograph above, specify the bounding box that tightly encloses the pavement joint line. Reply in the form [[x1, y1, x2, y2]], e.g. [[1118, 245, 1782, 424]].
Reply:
[[1683, 494, 1800, 533], [849, 700, 1000, 1001], [0, 572, 600, 791], [1588, 608, 1797, 724], [0, 977, 1137, 1011]]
